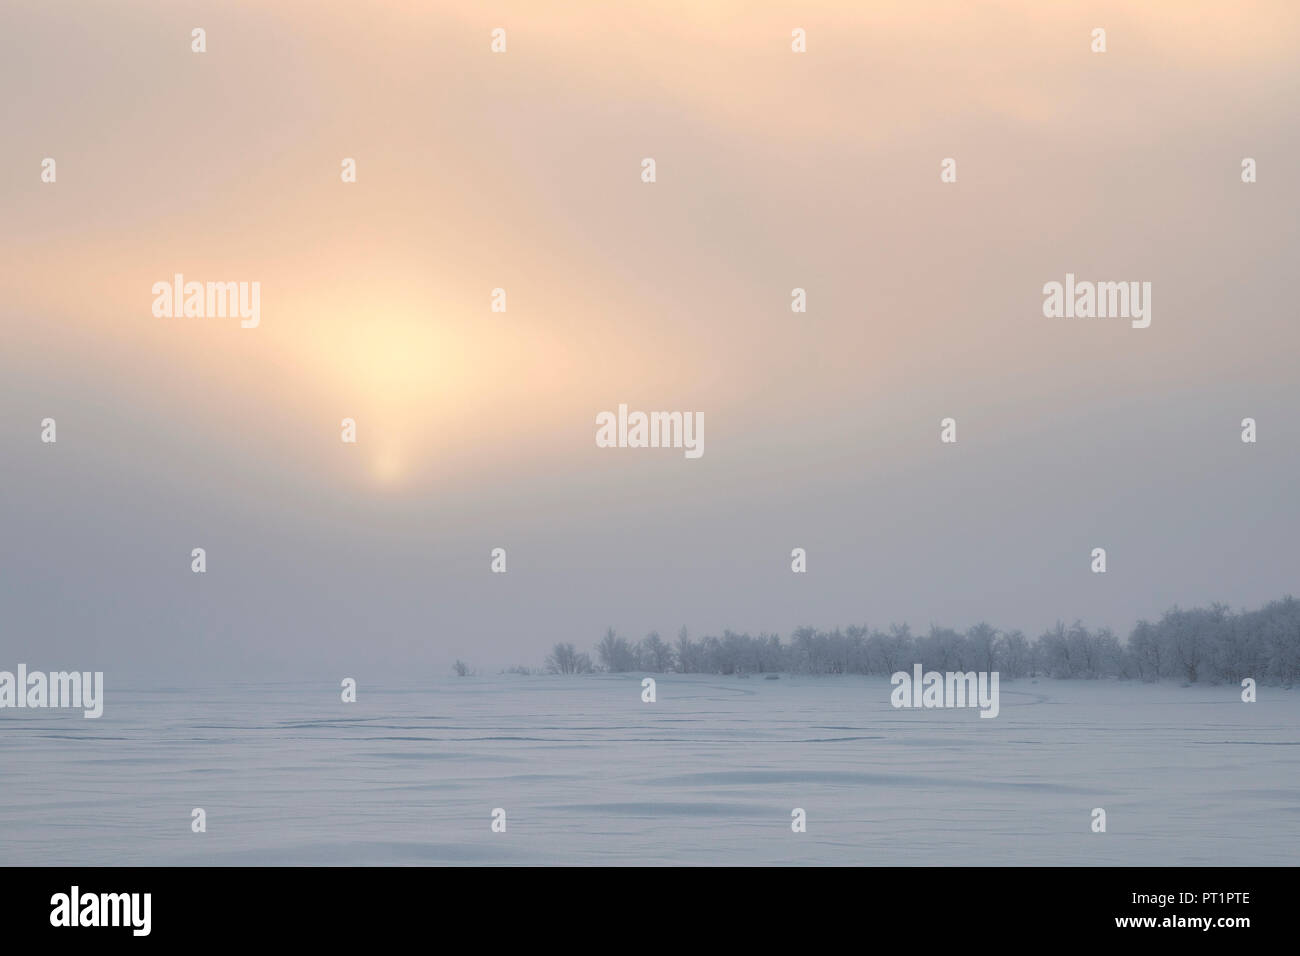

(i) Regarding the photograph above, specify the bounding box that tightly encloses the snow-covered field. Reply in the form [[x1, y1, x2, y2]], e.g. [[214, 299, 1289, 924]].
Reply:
[[1, 675, 1295, 865]]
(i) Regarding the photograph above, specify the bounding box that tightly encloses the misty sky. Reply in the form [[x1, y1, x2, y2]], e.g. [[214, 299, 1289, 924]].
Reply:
[[2, 0, 1298, 680]]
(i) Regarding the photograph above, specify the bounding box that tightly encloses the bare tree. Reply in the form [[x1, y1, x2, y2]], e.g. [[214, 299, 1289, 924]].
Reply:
[[545, 642, 584, 675]]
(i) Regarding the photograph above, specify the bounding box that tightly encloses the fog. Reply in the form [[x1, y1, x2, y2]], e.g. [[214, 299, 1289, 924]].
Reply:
[[2, 0, 1298, 679]]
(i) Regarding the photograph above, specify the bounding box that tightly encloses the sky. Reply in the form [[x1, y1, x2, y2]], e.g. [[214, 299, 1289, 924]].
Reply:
[[2, 0, 1298, 680]]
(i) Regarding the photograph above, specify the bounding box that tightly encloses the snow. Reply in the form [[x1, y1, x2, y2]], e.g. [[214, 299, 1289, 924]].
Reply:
[[0, 675, 1294, 865]]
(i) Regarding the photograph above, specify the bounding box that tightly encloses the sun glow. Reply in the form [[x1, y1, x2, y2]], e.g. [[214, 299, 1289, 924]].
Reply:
[[370, 450, 406, 486]]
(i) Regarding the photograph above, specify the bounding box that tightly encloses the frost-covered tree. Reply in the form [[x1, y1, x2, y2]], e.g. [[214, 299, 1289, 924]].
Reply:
[[596, 628, 636, 672], [636, 631, 675, 672], [996, 630, 1031, 678], [1128, 620, 1162, 681], [966, 623, 998, 673], [675, 628, 699, 673], [559, 597, 1299, 684]]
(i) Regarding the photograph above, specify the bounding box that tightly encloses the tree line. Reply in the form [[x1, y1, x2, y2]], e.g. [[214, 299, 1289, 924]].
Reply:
[[536, 596, 1300, 685]]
